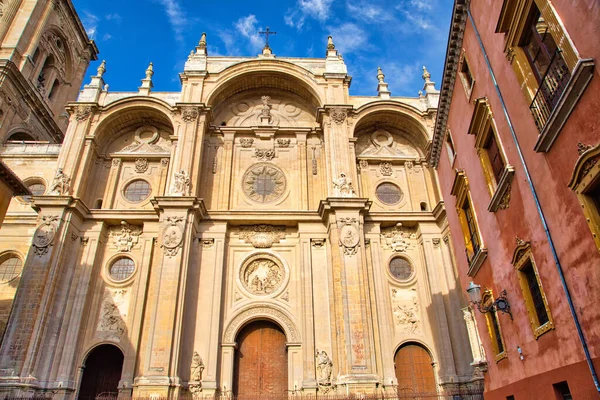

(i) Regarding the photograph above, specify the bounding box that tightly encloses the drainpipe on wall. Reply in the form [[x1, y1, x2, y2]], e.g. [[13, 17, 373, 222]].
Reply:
[[466, 4, 600, 394]]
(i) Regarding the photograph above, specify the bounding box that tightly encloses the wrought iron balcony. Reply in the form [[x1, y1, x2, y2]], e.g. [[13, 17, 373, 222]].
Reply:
[[529, 49, 571, 132]]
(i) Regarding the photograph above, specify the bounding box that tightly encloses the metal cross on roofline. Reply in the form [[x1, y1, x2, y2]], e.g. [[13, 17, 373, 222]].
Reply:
[[259, 27, 277, 48]]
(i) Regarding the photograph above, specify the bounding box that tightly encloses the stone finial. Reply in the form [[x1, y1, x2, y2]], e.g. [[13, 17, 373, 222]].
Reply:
[[327, 36, 335, 50], [198, 32, 207, 48], [422, 65, 431, 82], [377, 66, 385, 83], [139, 62, 154, 95], [376, 66, 391, 99], [97, 60, 106, 77], [145, 62, 154, 79]]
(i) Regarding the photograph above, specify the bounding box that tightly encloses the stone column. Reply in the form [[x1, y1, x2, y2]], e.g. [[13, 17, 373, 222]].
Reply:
[[0, 196, 83, 392], [134, 196, 205, 397], [320, 106, 353, 195], [318, 197, 379, 392]]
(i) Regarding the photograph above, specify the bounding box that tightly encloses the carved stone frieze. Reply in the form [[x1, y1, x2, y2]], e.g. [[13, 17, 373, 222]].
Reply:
[[97, 289, 128, 341], [33, 215, 59, 256], [109, 221, 142, 252], [169, 170, 190, 196], [240, 138, 254, 148], [380, 162, 393, 176], [391, 288, 421, 333], [162, 216, 184, 257], [330, 108, 347, 125], [181, 106, 199, 123], [255, 148, 275, 161], [135, 158, 149, 173], [311, 238, 326, 248], [161, 158, 170, 167], [498, 182, 512, 210], [381, 223, 417, 252], [277, 138, 291, 148], [200, 238, 214, 249], [358, 160, 369, 171], [432, 238, 441, 248], [338, 217, 360, 256], [75, 105, 92, 121], [112, 158, 121, 167], [238, 224, 286, 248], [577, 142, 593, 156]]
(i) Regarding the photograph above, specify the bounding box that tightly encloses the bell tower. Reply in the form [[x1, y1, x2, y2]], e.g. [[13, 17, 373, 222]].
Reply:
[[0, 0, 98, 142]]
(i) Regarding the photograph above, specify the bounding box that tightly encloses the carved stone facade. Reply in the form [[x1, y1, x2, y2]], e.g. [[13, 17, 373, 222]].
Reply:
[[0, 23, 478, 400]]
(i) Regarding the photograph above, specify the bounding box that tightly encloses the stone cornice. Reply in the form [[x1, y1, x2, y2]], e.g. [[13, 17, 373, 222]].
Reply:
[[0, 161, 29, 196], [0, 60, 64, 143], [428, 0, 469, 168]]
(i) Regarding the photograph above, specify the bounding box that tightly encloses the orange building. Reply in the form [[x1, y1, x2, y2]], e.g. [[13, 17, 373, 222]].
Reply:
[[429, 0, 600, 399]]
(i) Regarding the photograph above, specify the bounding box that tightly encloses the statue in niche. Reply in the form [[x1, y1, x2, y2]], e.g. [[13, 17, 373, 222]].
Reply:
[[333, 173, 356, 197], [190, 351, 205, 381], [315, 350, 333, 383]]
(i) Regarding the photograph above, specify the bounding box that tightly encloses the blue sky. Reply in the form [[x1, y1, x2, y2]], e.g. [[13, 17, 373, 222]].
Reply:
[[73, 0, 453, 97]]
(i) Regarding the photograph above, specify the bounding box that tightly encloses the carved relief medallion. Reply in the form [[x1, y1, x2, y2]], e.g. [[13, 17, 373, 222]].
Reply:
[[240, 254, 286, 296], [33, 215, 59, 256], [162, 216, 184, 257], [135, 158, 149, 173], [330, 108, 347, 125], [338, 217, 360, 256], [242, 163, 286, 203]]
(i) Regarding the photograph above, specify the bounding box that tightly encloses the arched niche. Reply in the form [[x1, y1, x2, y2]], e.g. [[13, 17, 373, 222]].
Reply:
[[205, 63, 323, 111], [82, 104, 174, 210], [223, 304, 301, 344], [353, 108, 436, 212]]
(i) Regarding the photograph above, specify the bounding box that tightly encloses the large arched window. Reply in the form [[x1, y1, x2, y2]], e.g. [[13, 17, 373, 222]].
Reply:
[[394, 343, 437, 395], [6, 132, 35, 142]]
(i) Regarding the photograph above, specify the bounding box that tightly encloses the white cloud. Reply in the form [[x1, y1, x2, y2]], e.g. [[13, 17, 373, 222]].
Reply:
[[380, 62, 421, 93], [347, 2, 393, 23], [235, 15, 263, 51], [105, 13, 122, 23], [102, 33, 113, 41], [404, 12, 434, 30], [285, 0, 333, 30], [409, 0, 432, 10], [156, 0, 188, 42], [328, 23, 367, 55], [219, 31, 238, 55], [81, 11, 99, 39]]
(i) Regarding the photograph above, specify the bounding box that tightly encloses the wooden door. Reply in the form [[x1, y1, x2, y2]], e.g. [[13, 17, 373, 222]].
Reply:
[[394, 343, 436, 395], [233, 320, 288, 399], [79, 344, 124, 400]]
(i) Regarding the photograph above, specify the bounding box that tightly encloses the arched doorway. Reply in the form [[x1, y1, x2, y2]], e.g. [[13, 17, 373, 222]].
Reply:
[[79, 344, 124, 400], [394, 343, 437, 395], [233, 320, 288, 398]]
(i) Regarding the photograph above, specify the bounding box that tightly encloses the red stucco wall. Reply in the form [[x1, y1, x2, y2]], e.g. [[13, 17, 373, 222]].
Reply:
[[437, 0, 600, 396]]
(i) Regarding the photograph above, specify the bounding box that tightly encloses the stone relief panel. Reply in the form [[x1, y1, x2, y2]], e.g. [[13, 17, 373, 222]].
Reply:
[[391, 288, 421, 334], [32, 215, 59, 256], [239, 253, 286, 296], [355, 128, 420, 159], [237, 224, 287, 248], [106, 125, 172, 155], [96, 289, 129, 342], [109, 221, 142, 252], [381, 223, 417, 253], [338, 217, 360, 256], [213, 92, 317, 128]]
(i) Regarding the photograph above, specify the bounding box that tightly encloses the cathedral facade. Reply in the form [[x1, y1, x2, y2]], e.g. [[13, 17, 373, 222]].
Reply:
[[0, 2, 482, 398]]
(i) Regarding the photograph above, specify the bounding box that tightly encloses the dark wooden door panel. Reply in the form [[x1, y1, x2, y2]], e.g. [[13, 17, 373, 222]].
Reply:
[[234, 320, 287, 398], [395, 344, 436, 394]]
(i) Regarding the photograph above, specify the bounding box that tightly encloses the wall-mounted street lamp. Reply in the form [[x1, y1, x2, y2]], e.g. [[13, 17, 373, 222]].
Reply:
[[466, 282, 513, 320]]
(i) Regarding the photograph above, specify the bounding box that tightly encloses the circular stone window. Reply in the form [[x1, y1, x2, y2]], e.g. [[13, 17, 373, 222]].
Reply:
[[21, 181, 46, 202], [376, 182, 403, 205], [0, 255, 23, 283], [242, 163, 286, 203], [123, 179, 151, 202], [389, 257, 413, 281], [109, 257, 135, 281], [240, 254, 286, 296]]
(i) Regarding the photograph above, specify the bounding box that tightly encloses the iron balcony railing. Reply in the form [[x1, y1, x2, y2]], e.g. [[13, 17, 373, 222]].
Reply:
[[529, 48, 571, 131]]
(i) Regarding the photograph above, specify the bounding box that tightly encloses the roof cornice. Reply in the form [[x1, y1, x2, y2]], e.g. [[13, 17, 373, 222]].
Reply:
[[428, 0, 469, 168]]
